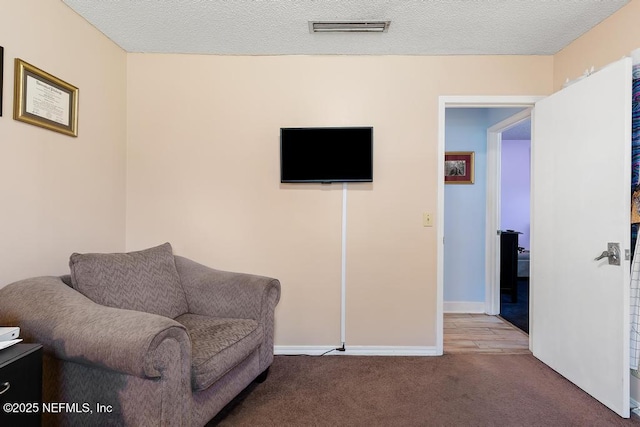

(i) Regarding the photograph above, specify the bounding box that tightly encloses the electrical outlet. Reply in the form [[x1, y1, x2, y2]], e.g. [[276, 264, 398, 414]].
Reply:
[[423, 212, 433, 227]]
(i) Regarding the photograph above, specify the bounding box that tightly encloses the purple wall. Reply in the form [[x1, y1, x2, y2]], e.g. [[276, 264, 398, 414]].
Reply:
[[501, 139, 531, 249]]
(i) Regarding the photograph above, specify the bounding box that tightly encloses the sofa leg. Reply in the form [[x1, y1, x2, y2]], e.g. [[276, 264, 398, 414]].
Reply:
[[254, 367, 270, 383]]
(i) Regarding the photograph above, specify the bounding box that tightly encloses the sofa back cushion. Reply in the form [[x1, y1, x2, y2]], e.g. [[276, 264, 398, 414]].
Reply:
[[69, 243, 189, 319]]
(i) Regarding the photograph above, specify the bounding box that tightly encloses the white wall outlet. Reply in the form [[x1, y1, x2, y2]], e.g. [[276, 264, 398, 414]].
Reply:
[[423, 212, 433, 227]]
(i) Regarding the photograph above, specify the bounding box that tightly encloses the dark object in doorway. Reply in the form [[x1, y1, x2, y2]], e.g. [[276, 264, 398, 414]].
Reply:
[[500, 231, 521, 303], [501, 279, 529, 334]]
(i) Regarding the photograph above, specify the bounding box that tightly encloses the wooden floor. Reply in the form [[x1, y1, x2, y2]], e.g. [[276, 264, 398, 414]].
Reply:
[[444, 313, 530, 354]]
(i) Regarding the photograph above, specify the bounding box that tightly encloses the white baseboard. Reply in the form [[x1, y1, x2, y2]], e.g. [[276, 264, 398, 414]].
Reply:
[[274, 345, 439, 356], [443, 301, 485, 313], [632, 396, 640, 416], [275, 346, 336, 356]]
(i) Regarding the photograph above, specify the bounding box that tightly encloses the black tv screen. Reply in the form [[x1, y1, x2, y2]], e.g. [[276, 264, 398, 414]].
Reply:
[[280, 127, 373, 183]]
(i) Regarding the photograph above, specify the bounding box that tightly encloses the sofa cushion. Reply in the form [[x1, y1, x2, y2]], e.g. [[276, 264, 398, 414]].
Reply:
[[69, 243, 189, 319], [175, 313, 263, 391]]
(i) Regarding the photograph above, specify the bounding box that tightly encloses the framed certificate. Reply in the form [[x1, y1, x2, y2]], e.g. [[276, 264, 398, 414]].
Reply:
[[13, 59, 78, 137]]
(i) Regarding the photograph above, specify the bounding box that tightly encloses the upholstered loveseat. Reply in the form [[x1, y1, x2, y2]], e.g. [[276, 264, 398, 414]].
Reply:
[[0, 243, 281, 426]]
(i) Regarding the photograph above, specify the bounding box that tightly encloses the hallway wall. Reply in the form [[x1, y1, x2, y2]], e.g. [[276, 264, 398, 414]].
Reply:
[[444, 108, 524, 312]]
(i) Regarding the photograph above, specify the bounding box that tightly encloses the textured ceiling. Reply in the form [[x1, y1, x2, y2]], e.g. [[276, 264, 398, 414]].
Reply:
[[502, 119, 531, 140], [61, 0, 629, 55]]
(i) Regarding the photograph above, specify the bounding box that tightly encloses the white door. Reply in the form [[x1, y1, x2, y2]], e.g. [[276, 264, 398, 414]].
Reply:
[[531, 57, 632, 417]]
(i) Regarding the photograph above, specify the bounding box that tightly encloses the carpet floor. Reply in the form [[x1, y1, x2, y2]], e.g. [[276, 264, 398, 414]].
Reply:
[[210, 354, 640, 426]]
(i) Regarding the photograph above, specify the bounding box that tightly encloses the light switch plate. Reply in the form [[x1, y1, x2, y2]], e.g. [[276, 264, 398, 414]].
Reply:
[[423, 212, 433, 227]]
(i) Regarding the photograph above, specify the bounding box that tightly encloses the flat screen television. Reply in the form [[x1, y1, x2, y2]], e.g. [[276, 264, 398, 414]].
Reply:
[[280, 127, 373, 183]]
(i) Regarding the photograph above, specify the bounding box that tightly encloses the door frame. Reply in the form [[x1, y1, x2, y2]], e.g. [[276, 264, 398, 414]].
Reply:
[[436, 96, 543, 355]]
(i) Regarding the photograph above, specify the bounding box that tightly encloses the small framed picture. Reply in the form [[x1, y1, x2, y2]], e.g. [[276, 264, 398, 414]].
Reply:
[[444, 151, 474, 184], [13, 58, 78, 137]]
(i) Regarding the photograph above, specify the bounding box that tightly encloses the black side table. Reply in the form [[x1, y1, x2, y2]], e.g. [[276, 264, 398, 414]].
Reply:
[[0, 343, 43, 427]]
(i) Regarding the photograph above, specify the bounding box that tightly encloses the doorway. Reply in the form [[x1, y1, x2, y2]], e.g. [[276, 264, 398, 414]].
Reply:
[[436, 96, 542, 355], [439, 57, 633, 417], [441, 105, 533, 346], [497, 119, 531, 334], [442, 108, 526, 314], [442, 107, 528, 311]]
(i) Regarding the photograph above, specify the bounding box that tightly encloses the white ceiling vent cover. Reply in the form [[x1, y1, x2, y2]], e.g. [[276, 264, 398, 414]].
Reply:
[[309, 21, 390, 33]]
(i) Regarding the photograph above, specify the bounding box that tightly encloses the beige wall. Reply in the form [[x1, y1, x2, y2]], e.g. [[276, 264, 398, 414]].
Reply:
[[553, 0, 640, 91], [5, 0, 601, 348], [1, 0, 636, 349], [127, 55, 553, 347], [0, 1, 127, 286]]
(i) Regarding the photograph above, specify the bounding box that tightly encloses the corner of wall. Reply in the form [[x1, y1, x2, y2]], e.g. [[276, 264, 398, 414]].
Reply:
[[552, 1, 640, 92]]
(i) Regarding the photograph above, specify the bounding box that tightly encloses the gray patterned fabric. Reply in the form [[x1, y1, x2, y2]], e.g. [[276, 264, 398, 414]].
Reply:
[[69, 243, 189, 319], [176, 313, 262, 390], [176, 256, 281, 374], [42, 351, 190, 426], [0, 254, 280, 426], [0, 276, 190, 379], [192, 351, 261, 425]]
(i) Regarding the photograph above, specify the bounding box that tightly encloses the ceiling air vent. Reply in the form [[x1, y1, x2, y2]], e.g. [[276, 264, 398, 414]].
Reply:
[[309, 21, 390, 33]]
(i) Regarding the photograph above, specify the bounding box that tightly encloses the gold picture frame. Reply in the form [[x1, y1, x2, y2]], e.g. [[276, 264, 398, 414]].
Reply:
[[444, 151, 474, 184], [13, 59, 78, 137]]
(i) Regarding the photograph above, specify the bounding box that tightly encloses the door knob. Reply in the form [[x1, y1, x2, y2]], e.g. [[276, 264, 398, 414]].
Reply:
[[594, 243, 621, 266]]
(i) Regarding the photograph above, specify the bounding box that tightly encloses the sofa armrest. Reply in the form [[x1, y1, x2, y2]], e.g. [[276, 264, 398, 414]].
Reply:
[[176, 256, 280, 372], [175, 256, 281, 320], [0, 276, 190, 379]]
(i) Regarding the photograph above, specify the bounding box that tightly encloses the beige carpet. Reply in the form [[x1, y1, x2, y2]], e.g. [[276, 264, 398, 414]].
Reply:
[[210, 354, 640, 426]]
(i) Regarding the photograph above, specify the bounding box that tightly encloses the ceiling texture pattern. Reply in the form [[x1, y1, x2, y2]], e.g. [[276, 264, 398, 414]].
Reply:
[[62, 0, 629, 56], [502, 119, 531, 140]]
